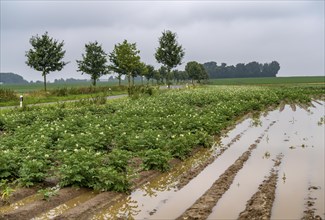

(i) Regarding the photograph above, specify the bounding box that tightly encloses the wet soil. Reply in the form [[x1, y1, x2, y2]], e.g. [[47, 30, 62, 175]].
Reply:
[[1, 188, 89, 220], [176, 122, 275, 220], [175, 129, 248, 190], [238, 154, 283, 220], [0, 188, 38, 207], [54, 170, 161, 220], [302, 185, 323, 220]]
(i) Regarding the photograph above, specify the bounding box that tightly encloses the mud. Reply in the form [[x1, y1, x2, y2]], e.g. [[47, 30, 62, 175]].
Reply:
[[302, 185, 324, 220], [238, 154, 283, 219], [52, 170, 161, 220], [0, 188, 38, 207], [175, 129, 248, 190], [176, 126, 272, 220], [0, 188, 89, 220]]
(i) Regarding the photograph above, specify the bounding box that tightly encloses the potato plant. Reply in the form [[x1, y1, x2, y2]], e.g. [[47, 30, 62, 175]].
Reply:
[[0, 85, 323, 191]]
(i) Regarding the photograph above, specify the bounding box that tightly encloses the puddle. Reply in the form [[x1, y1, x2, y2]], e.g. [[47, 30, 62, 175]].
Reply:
[[207, 102, 324, 219], [271, 101, 325, 219], [207, 138, 277, 219], [92, 116, 272, 219], [31, 191, 98, 219], [0, 193, 42, 214]]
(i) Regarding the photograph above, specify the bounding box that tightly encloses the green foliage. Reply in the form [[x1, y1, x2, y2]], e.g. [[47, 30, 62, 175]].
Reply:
[[109, 40, 141, 87], [155, 30, 185, 86], [0, 85, 324, 192], [0, 180, 15, 202], [0, 88, 17, 102], [155, 30, 185, 71], [185, 61, 209, 84], [76, 41, 109, 86], [107, 149, 132, 172], [143, 149, 171, 172], [25, 32, 68, 91], [38, 185, 60, 201], [18, 157, 49, 187], [127, 85, 157, 98]]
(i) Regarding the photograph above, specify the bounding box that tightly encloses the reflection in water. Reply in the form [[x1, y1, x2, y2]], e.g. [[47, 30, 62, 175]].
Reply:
[[32, 191, 98, 220], [251, 113, 262, 127]]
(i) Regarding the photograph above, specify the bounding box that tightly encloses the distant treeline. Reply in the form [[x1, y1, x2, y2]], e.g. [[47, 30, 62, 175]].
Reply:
[[203, 61, 280, 79], [0, 72, 29, 84]]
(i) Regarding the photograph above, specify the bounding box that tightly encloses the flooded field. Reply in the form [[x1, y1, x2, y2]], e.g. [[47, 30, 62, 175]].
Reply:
[[0, 101, 324, 219]]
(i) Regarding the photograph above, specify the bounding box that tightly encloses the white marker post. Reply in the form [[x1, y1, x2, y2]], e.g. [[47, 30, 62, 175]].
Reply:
[[20, 95, 23, 108]]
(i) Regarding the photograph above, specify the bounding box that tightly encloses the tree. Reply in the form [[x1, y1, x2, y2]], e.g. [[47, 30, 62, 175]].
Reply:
[[26, 32, 68, 91], [155, 30, 185, 88], [145, 65, 155, 84], [76, 41, 109, 86], [185, 61, 208, 84], [153, 70, 161, 84], [109, 40, 141, 87], [132, 62, 148, 85], [268, 61, 280, 77], [158, 66, 168, 84]]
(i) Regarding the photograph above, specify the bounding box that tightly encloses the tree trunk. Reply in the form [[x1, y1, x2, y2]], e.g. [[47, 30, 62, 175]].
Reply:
[[132, 76, 134, 86], [118, 75, 121, 86], [93, 78, 96, 86], [127, 74, 131, 88], [43, 73, 47, 91]]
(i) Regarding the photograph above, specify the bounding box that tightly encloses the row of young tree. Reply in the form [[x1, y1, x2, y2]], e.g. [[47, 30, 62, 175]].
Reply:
[[26, 30, 200, 91], [203, 61, 280, 79]]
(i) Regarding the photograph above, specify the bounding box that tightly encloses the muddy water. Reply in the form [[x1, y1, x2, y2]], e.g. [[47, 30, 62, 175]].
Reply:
[[92, 116, 273, 220], [32, 191, 98, 220], [0, 193, 42, 214], [209, 102, 325, 219], [271, 102, 325, 219]]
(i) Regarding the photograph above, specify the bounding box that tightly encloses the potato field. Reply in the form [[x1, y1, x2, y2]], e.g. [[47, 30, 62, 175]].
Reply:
[[0, 85, 324, 219]]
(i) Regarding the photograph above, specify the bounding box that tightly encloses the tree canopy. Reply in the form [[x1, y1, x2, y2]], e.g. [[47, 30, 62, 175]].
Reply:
[[109, 40, 141, 87], [155, 30, 185, 87], [76, 41, 109, 86], [185, 61, 209, 84], [25, 32, 68, 91], [203, 61, 280, 78]]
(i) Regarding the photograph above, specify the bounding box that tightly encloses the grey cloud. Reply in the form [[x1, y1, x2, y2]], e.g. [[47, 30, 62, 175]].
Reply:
[[0, 1, 324, 81]]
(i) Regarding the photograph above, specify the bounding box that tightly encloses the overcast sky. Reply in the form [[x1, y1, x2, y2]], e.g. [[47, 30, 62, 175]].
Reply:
[[1, 0, 324, 82]]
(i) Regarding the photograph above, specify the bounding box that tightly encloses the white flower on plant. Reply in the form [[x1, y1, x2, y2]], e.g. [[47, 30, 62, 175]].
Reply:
[[45, 154, 49, 158]]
